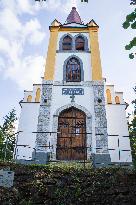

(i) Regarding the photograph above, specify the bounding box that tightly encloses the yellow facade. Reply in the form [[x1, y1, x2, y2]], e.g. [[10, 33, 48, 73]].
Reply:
[[89, 27, 102, 80], [59, 27, 89, 33], [44, 27, 59, 80], [44, 21, 102, 81]]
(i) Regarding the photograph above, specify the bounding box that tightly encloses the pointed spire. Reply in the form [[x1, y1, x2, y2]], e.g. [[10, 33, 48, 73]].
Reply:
[[66, 7, 82, 24]]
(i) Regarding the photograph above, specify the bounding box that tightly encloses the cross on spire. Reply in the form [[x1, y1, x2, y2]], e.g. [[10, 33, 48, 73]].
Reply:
[[72, 0, 77, 7]]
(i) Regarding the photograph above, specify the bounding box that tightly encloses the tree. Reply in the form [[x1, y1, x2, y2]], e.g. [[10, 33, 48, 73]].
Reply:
[[130, 0, 136, 5], [129, 87, 136, 167], [0, 109, 17, 161], [123, 0, 136, 59]]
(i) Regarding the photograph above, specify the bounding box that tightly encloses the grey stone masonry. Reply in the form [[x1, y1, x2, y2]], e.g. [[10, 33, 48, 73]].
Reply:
[[92, 153, 111, 168], [92, 81, 109, 154], [0, 169, 14, 188], [35, 80, 53, 152]]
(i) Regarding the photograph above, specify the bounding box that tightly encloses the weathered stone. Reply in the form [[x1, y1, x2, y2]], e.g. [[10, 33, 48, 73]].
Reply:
[[36, 80, 53, 153], [0, 169, 14, 188], [92, 81, 109, 155]]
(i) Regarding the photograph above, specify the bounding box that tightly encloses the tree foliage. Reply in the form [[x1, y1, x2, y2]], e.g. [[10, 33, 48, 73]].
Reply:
[[129, 87, 136, 167], [123, 0, 136, 59], [130, 0, 136, 5], [0, 109, 17, 161]]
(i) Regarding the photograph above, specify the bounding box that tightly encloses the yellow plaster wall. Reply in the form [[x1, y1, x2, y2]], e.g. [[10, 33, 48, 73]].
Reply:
[[44, 27, 59, 80], [59, 27, 89, 33], [89, 28, 102, 80], [44, 25, 102, 81]]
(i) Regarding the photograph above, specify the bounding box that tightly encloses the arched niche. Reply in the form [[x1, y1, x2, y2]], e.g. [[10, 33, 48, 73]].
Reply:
[[35, 88, 41, 102], [106, 89, 112, 104], [27, 95, 32, 102], [115, 96, 120, 104]]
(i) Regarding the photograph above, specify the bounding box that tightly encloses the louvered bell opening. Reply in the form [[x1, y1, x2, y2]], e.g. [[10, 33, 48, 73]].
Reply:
[[75, 37, 85, 51], [62, 36, 72, 50]]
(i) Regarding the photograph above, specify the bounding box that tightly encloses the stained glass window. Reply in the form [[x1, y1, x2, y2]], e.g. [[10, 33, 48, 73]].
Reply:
[[66, 58, 81, 82]]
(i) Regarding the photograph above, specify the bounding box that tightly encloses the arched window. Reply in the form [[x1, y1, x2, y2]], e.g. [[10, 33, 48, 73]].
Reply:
[[106, 89, 112, 104], [35, 88, 41, 102], [115, 96, 120, 104], [75, 36, 85, 50], [62, 36, 72, 50], [27, 95, 32, 102], [66, 57, 81, 82]]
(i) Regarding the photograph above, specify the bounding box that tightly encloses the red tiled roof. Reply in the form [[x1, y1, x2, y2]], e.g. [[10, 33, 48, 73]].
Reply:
[[66, 7, 82, 24]]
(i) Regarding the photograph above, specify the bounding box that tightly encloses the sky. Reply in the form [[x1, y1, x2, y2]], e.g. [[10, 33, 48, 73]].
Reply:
[[0, 0, 135, 125]]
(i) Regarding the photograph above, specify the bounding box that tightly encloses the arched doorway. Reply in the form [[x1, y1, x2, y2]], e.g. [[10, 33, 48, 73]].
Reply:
[[56, 107, 87, 160]]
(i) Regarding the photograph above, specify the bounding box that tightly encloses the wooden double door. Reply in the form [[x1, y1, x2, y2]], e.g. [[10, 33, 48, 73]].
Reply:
[[56, 107, 87, 160]]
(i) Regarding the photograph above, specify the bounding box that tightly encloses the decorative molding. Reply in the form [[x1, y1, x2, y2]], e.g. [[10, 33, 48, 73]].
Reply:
[[53, 80, 104, 87], [42, 80, 53, 85], [56, 50, 91, 53], [21, 102, 40, 104], [53, 103, 92, 118]]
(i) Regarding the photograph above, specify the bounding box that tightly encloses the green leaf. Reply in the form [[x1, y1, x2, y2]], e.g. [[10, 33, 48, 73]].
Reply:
[[125, 45, 131, 50], [131, 21, 136, 29], [129, 53, 135, 59], [130, 0, 136, 5], [125, 37, 136, 51], [123, 21, 130, 29], [126, 12, 136, 22]]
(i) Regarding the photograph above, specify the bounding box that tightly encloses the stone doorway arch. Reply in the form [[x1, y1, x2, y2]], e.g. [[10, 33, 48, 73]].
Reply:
[[51, 103, 92, 160]]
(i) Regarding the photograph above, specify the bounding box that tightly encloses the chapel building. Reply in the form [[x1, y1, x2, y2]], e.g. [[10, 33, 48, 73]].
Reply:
[[15, 7, 132, 167]]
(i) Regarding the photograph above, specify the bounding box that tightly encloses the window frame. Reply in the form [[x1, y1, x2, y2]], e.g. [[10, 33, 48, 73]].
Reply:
[[66, 57, 81, 82]]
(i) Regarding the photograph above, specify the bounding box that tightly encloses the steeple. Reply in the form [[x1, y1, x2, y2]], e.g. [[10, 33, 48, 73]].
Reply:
[[66, 7, 82, 24]]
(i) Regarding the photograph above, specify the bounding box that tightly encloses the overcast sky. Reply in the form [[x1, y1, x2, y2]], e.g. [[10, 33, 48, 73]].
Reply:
[[0, 0, 135, 124]]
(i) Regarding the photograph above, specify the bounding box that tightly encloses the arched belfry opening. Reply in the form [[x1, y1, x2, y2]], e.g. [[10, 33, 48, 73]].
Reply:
[[56, 107, 87, 160], [75, 36, 85, 50], [62, 35, 72, 50]]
